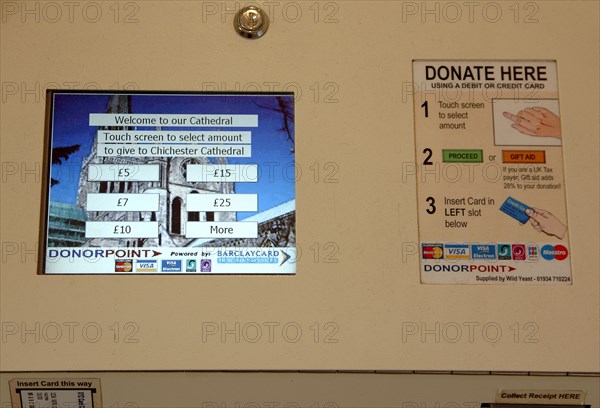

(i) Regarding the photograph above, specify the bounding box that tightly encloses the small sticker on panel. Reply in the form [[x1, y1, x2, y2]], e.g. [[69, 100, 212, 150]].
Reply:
[[10, 378, 102, 408], [495, 389, 587, 405]]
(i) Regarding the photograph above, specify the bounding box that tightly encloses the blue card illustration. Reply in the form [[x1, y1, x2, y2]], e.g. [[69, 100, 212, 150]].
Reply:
[[499, 196, 530, 224]]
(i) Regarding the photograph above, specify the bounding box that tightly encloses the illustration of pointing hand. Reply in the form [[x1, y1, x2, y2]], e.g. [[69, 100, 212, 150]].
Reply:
[[525, 208, 566, 239], [503, 107, 561, 139]]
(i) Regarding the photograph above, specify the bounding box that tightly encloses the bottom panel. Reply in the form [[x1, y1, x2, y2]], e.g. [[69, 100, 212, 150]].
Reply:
[[1, 372, 599, 408]]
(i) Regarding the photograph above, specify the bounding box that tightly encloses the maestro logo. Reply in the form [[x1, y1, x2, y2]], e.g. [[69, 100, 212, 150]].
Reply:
[[422, 244, 444, 259], [541, 244, 569, 261]]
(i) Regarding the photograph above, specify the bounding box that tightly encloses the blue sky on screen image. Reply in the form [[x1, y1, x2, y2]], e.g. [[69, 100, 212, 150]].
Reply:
[[49, 93, 295, 218]]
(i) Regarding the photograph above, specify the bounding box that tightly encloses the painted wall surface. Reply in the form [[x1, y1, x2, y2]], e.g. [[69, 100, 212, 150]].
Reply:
[[1, 1, 598, 372]]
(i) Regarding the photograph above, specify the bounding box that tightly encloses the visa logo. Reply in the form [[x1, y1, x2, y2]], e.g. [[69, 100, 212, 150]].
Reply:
[[471, 244, 496, 260], [444, 244, 469, 259], [161, 260, 182, 272], [136, 259, 158, 272]]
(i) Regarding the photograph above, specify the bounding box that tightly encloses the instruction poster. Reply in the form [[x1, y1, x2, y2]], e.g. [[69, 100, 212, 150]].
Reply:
[[41, 91, 296, 274], [413, 60, 571, 285]]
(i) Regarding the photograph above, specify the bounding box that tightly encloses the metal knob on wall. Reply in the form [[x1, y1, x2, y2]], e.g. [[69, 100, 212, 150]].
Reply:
[[234, 6, 269, 39]]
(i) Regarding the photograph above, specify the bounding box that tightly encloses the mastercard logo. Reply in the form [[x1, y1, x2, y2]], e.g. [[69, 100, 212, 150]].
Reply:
[[422, 244, 444, 259], [115, 259, 133, 272]]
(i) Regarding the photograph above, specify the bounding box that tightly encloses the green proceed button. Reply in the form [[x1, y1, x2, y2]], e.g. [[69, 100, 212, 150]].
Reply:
[[442, 149, 483, 163]]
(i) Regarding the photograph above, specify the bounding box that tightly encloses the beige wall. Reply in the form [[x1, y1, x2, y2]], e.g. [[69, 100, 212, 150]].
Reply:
[[1, 0, 598, 373]]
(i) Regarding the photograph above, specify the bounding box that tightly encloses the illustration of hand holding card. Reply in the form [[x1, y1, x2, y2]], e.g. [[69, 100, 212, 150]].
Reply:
[[500, 196, 567, 239], [525, 207, 567, 239]]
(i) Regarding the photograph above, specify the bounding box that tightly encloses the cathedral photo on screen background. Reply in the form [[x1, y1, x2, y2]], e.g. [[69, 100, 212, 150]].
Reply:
[[46, 93, 296, 251]]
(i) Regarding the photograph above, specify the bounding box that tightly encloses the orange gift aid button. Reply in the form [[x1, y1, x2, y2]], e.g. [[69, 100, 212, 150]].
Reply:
[[502, 150, 546, 164]]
